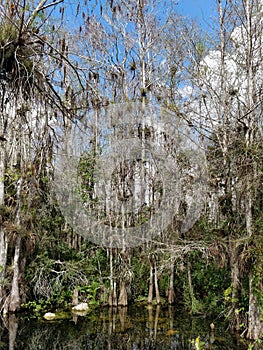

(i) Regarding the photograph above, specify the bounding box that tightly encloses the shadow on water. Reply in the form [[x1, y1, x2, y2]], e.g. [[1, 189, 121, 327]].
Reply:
[[0, 305, 247, 349]]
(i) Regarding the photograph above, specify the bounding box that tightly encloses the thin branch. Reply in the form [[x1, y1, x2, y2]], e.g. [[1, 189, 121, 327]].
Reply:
[[24, 0, 48, 31], [39, 0, 64, 12], [33, 33, 87, 92], [23, 0, 63, 32]]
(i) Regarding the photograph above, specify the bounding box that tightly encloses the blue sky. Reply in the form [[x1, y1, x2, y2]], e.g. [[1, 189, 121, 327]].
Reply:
[[177, 0, 216, 28]]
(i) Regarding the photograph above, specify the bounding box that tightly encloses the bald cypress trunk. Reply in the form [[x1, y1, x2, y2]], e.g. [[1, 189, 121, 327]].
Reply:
[[247, 276, 263, 339], [9, 177, 23, 312], [168, 261, 175, 305], [118, 280, 128, 307], [147, 257, 154, 304], [0, 147, 8, 310], [9, 236, 22, 312], [108, 248, 118, 307], [154, 260, 161, 305]]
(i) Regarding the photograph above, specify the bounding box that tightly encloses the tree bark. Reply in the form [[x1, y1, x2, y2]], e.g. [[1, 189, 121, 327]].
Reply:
[[0, 226, 8, 298], [229, 243, 241, 331], [108, 248, 117, 306], [72, 288, 79, 306], [243, 0, 263, 338], [118, 280, 128, 307], [247, 274, 263, 339], [9, 236, 22, 312], [8, 314, 19, 350], [148, 257, 154, 304], [246, 185, 262, 338], [0, 148, 8, 304], [154, 260, 161, 305], [108, 280, 118, 307], [168, 261, 175, 305], [9, 177, 23, 312]]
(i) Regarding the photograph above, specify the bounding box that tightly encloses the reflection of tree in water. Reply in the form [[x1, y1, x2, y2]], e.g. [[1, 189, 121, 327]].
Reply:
[[1, 307, 243, 349], [18, 320, 88, 350]]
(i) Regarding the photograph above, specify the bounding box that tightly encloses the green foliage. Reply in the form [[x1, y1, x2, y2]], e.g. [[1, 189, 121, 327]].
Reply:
[[0, 22, 17, 46], [0, 8, 49, 96], [22, 299, 52, 318], [77, 151, 98, 205], [24, 206, 109, 309], [183, 276, 204, 315], [131, 255, 149, 300], [181, 252, 231, 315], [77, 281, 101, 306]]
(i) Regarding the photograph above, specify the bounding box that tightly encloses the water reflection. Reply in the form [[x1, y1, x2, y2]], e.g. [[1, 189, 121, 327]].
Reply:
[[0, 306, 246, 349]]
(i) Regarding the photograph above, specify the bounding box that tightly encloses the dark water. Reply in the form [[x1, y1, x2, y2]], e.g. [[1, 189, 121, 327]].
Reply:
[[0, 305, 247, 349]]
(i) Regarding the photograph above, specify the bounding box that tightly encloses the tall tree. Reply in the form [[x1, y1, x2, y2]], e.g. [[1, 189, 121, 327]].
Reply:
[[69, 0, 189, 306], [0, 0, 84, 313], [184, 0, 263, 339]]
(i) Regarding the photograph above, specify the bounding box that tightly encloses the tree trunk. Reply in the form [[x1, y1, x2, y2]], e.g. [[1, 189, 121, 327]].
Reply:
[[0, 148, 8, 305], [0, 226, 8, 299], [72, 288, 79, 306], [8, 314, 19, 350], [168, 261, 175, 305], [118, 280, 128, 306], [229, 244, 240, 331], [108, 280, 118, 307], [246, 182, 263, 338], [148, 258, 154, 304], [108, 248, 117, 306], [247, 274, 263, 340], [9, 177, 23, 312], [154, 260, 161, 305], [9, 236, 22, 312], [243, 0, 263, 338]]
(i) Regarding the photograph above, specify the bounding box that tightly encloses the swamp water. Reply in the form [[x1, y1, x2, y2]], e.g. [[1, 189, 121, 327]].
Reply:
[[0, 305, 247, 349]]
